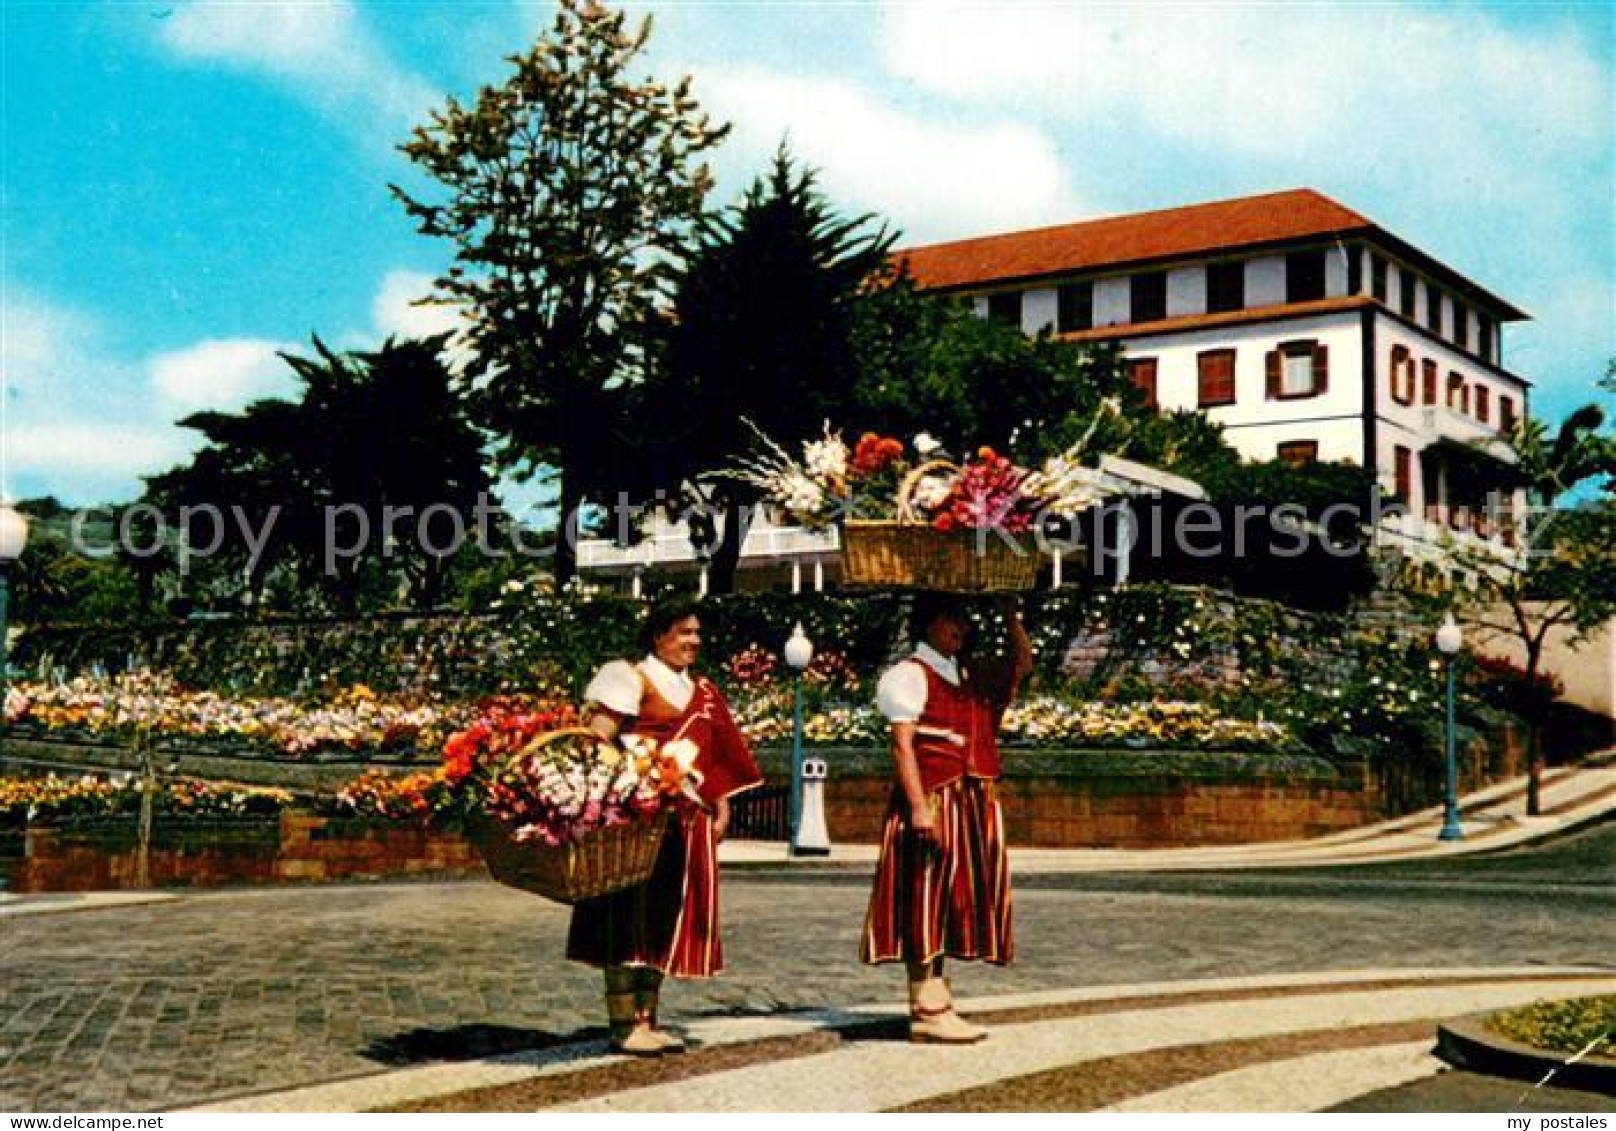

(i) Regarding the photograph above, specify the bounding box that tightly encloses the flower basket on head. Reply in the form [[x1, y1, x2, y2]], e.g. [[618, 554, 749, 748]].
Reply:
[[450, 723, 699, 905], [839, 458, 1042, 592], [722, 422, 1118, 594], [840, 522, 1042, 592]]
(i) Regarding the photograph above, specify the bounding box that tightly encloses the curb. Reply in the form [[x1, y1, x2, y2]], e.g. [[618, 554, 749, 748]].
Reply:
[[1436, 1008, 1616, 1097]]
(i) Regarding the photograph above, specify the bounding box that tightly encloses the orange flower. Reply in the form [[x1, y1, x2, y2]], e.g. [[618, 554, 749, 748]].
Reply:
[[977, 446, 997, 462]]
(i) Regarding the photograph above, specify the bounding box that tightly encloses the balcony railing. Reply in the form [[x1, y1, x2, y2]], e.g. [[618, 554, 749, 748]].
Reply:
[[577, 523, 840, 571]]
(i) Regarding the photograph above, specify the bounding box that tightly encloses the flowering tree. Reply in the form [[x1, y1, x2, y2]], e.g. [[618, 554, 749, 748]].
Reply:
[[394, 0, 728, 585]]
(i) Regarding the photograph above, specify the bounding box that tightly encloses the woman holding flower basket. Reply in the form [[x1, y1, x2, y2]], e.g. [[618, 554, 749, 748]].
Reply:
[[861, 593, 1033, 1044], [567, 600, 763, 1057]]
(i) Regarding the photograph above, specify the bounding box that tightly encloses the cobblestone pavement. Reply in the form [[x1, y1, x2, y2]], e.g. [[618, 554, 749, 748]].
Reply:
[[3, 823, 1611, 1111]]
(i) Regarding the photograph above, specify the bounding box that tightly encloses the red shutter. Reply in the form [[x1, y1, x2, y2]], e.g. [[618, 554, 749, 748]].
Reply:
[[1265, 350, 1281, 399], [1313, 343, 1329, 395], [1423, 360, 1437, 405], [1128, 358, 1159, 410], [1389, 345, 1414, 404], [1394, 446, 1412, 503]]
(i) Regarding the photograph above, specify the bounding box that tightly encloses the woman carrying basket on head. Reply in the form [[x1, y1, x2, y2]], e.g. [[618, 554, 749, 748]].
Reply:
[[568, 599, 763, 1057], [861, 592, 1033, 1043]]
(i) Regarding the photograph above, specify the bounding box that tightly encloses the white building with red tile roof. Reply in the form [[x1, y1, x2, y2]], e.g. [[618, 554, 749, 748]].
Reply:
[[900, 188, 1528, 553]]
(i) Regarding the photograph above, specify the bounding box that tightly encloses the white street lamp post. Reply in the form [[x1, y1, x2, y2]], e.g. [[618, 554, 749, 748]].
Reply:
[[0, 503, 31, 733], [783, 622, 814, 855], [1435, 613, 1465, 841]]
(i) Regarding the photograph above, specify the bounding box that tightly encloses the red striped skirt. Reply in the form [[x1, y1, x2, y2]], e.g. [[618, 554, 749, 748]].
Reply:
[[565, 806, 721, 978], [861, 776, 1013, 966]]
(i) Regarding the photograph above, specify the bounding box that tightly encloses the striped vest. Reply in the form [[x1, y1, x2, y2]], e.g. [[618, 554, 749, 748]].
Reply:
[[911, 660, 1003, 793]]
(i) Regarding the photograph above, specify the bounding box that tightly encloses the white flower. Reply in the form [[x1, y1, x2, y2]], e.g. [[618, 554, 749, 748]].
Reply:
[[914, 432, 940, 456], [503, 579, 525, 593], [662, 738, 701, 774], [779, 474, 825, 517], [803, 431, 848, 481], [620, 734, 656, 758], [910, 474, 953, 512]]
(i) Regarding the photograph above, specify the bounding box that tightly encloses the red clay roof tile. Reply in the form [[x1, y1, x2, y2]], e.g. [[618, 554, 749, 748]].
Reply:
[[898, 188, 1371, 290]]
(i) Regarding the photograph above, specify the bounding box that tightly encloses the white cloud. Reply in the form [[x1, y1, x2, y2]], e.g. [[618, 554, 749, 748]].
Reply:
[[371, 270, 465, 343], [149, 339, 297, 413], [2, 290, 99, 398], [10, 423, 192, 485], [698, 66, 1084, 242], [0, 288, 198, 503], [157, 1, 440, 137], [882, 5, 1608, 171]]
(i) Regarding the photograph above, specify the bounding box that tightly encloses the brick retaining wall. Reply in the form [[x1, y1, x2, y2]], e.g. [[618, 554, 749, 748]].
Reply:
[[5, 814, 484, 893], [755, 748, 1383, 847]]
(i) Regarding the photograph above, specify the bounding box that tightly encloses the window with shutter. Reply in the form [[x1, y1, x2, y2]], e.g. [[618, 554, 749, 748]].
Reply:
[[1389, 345, 1415, 405], [1198, 349, 1236, 407], [1394, 445, 1413, 504], [1277, 441, 1319, 466], [1447, 372, 1468, 414], [1500, 395, 1516, 432], [1269, 339, 1324, 399], [1475, 385, 1491, 423], [1127, 357, 1159, 409], [1422, 359, 1438, 405]]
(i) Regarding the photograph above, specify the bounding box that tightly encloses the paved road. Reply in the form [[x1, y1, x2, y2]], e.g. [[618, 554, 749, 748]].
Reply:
[[2, 822, 1611, 1111]]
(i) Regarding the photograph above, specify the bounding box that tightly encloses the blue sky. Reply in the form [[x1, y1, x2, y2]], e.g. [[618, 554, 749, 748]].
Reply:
[[4, 1, 1612, 512]]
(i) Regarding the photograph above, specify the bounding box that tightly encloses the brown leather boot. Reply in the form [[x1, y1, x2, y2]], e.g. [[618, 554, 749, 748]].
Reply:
[[908, 975, 987, 1044]]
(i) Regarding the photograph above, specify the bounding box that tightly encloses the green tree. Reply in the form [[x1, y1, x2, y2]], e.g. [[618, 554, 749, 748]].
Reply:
[[850, 275, 1240, 480], [647, 148, 895, 591], [393, 0, 728, 585], [148, 335, 494, 614], [1412, 387, 1616, 813], [7, 500, 146, 629]]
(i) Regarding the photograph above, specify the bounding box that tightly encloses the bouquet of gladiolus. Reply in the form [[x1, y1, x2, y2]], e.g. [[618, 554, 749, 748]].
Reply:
[[723, 412, 1122, 591], [724, 414, 1119, 535]]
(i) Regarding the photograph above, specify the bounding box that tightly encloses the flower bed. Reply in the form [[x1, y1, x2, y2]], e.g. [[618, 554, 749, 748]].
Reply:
[[0, 774, 294, 829], [1001, 697, 1291, 751], [1486, 995, 1616, 1059], [7, 669, 1293, 765], [5, 673, 519, 760]]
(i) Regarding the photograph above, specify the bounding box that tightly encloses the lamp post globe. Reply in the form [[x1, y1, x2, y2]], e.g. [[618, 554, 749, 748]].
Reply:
[[0, 503, 27, 562], [0, 502, 29, 739], [1436, 613, 1463, 657], [1435, 613, 1464, 842], [784, 622, 814, 671]]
